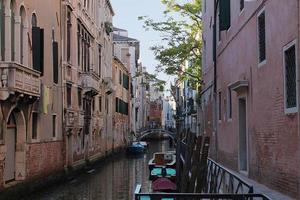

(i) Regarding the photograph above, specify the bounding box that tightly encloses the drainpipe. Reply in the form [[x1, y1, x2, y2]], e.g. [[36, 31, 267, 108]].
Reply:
[[297, 0, 300, 196], [213, 0, 219, 161], [60, 2, 67, 169]]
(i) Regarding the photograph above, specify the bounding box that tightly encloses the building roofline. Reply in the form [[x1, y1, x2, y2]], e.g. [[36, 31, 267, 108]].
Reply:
[[106, 0, 115, 16]]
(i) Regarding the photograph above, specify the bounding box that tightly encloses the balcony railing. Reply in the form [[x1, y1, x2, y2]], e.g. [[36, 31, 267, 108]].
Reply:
[[0, 62, 41, 100]]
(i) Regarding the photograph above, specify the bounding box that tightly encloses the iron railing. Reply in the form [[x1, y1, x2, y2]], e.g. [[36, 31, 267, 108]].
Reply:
[[205, 158, 253, 194]]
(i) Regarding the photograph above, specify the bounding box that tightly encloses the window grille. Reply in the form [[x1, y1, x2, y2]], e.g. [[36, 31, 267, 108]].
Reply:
[[258, 11, 266, 63]]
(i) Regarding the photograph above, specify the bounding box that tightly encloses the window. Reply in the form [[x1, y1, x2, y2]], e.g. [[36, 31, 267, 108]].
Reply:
[[284, 43, 297, 113], [20, 7, 27, 64], [240, 0, 244, 12], [123, 74, 129, 90], [119, 70, 122, 84], [218, 92, 222, 121], [31, 13, 37, 27], [32, 112, 38, 139], [32, 14, 44, 75], [227, 88, 232, 119], [53, 41, 59, 84], [98, 44, 102, 76], [219, 0, 231, 31], [105, 97, 109, 114], [99, 96, 102, 112], [0, 0, 4, 61], [115, 98, 119, 113], [78, 88, 82, 108], [67, 9, 71, 62], [52, 115, 56, 138], [92, 97, 95, 112], [77, 24, 81, 67], [10, 0, 15, 61], [67, 83, 72, 108], [258, 10, 266, 64]]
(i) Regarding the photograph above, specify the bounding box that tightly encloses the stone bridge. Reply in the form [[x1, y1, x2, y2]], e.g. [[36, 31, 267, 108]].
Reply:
[[136, 129, 176, 140]]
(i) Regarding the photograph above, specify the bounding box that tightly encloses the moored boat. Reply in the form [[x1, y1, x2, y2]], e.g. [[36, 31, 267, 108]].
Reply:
[[126, 142, 146, 154], [148, 151, 176, 171], [152, 177, 177, 192], [149, 167, 176, 183]]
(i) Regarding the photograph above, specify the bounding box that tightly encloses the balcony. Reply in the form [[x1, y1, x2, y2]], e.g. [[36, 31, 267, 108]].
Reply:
[[79, 71, 100, 96], [65, 109, 85, 128], [0, 62, 41, 100], [103, 77, 115, 95]]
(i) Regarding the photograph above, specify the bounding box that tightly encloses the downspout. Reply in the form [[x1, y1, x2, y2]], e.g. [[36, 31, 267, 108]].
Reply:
[[60, 2, 67, 169], [297, 0, 300, 196], [213, 0, 219, 161]]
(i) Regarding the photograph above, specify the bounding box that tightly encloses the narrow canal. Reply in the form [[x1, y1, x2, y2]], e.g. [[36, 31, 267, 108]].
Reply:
[[25, 140, 173, 200]]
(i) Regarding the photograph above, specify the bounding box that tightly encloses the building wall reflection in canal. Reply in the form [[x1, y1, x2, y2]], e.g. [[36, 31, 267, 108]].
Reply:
[[26, 140, 173, 200]]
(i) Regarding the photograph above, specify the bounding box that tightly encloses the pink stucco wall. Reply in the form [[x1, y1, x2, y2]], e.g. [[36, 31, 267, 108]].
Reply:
[[202, 0, 300, 198]]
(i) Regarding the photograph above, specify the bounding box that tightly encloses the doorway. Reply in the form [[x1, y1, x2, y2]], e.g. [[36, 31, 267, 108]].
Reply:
[[238, 98, 248, 173], [4, 114, 16, 182], [4, 109, 26, 184]]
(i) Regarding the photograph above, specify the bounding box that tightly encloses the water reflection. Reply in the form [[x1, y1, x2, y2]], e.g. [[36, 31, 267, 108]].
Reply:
[[25, 140, 173, 200]]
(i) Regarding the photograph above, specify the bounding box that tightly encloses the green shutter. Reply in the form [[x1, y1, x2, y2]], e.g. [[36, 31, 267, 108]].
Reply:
[[219, 0, 231, 31], [32, 27, 41, 72], [53, 41, 59, 84]]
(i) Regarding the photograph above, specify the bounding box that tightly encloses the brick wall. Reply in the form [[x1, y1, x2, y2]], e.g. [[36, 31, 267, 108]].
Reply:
[[26, 141, 64, 178]]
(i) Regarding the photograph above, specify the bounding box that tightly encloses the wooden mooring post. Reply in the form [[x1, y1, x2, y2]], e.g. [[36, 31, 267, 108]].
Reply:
[[177, 129, 210, 193]]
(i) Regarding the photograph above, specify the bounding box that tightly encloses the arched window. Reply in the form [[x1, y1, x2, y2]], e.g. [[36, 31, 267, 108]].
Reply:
[[31, 13, 37, 27], [0, 0, 4, 61], [10, 0, 16, 61], [20, 6, 26, 64]]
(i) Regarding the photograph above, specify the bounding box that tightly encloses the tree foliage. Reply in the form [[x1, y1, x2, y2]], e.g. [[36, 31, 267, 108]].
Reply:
[[134, 70, 166, 92], [139, 0, 202, 90]]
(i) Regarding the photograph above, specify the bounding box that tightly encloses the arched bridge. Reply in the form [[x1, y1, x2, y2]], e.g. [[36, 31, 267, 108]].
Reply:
[[136, 129, 176, 140]]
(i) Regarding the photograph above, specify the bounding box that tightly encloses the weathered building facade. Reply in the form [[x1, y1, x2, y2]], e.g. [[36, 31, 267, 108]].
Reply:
[[112, 56, 130, 149], [61, 0, 114, 168], [113, 28, 139, 134], [202, 0, 300, 198], [0, 0, 63, 188]]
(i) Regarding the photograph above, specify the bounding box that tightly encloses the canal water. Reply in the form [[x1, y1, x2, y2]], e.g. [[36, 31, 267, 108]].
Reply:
[[25, 140, 173, 200]]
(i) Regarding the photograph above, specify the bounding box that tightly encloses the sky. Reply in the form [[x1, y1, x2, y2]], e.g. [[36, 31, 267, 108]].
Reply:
[[110, 0, 174, 91]]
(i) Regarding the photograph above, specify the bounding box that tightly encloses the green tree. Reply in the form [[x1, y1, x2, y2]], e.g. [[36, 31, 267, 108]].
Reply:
[[139, 0, 202, 90]]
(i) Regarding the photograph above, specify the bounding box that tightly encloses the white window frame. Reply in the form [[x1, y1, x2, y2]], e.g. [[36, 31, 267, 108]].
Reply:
[[257, 8, 266, 67], [283, 40, 298, 114]]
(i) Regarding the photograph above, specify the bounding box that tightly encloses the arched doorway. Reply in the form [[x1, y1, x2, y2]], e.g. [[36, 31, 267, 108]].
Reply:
[[4, 108, 26, 183]]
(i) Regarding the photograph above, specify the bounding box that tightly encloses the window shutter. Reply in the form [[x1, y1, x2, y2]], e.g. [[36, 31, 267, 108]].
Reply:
[[32, 27, 41, 72], [219, 0, 231, 31], [53, 41, 58, 84], [40, 28, 44, 75]]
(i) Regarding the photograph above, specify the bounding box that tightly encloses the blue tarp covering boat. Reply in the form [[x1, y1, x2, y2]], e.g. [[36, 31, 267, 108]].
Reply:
[[126, 142, 146, 154]]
